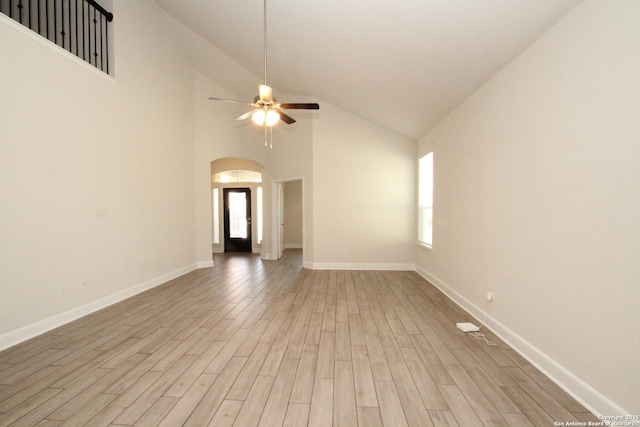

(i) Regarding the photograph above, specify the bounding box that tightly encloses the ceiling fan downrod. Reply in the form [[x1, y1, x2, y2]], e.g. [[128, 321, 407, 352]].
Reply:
[[263, 0, 268, 87], [207, 0, 319, 142]]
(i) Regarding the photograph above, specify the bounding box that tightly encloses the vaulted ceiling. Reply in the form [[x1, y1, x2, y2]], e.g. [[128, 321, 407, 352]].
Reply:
[[155, 0, 581, 140]]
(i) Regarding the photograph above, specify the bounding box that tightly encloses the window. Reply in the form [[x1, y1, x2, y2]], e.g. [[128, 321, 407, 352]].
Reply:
[[257, 187, 263, 244], [212, 170, 262, 183], [418, 152, 433, 246], [212, 188, 220, 244], [228, 192, 248, 238]]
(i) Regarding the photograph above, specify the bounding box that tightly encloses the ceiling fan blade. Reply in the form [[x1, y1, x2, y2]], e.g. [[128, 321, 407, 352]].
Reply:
[[258, 84, 273, 102], [279, 103, 320, 110], [279, 112, 296, 125], [208, 97, 252, 105], [235, 111, 254, 121]]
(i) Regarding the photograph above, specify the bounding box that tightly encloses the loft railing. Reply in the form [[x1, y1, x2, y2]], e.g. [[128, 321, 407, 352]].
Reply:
[[0, 0, 113, 74]]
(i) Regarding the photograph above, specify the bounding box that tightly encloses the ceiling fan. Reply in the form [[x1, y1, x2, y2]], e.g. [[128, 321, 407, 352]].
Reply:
[[208, 0, 319, 138]]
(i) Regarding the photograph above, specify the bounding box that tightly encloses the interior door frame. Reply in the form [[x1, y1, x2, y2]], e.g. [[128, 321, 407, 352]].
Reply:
[[277, 183, 284, 259], [273, 178, 304, 260]]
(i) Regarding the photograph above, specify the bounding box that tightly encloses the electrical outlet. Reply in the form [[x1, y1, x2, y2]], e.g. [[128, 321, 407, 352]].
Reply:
[[82, 282, 87, 290], [486, 287, 494, 301], [58, 287, 66, 297]]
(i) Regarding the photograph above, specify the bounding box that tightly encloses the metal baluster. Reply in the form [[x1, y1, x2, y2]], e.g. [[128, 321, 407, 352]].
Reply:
[[60, 0, 65, 48], [99, 14, 103, 71], [45, 0, 49, 39], [68, 0, 71, 53], [93, 7, 97, 67], [87, 1, 91, 63], [87, 4, 95, 65], [27, 0, 31, 28], [81, 0, 85, 60], [105, 12, 109, 74], [17, 0, 23, 23], [37, 0, 41, 36], [53, 0, 56, 44], [75, 0, 78, 58]]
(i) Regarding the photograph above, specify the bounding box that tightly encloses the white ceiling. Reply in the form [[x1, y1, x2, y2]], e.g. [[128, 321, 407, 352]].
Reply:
[[155, 0, 582, 140]]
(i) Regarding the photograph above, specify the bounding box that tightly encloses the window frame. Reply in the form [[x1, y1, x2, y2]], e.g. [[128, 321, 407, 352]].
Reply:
[[418, 152, 433, 248]]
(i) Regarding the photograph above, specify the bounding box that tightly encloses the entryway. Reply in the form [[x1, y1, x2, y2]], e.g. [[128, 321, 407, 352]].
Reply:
[[223, 188, 252, 252]]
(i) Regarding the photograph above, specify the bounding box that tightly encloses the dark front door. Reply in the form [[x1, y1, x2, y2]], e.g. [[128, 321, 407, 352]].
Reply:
[[223, 188, 252, 252]]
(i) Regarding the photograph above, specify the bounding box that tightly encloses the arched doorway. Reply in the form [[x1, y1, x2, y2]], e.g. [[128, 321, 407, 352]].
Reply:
[[210, 158, 264, 254]]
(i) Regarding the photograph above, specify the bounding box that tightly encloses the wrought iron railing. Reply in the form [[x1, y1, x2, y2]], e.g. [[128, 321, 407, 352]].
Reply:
[[0, 0, 113, 74]]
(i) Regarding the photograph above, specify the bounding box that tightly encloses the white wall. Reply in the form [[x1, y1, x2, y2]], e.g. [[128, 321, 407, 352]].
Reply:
[[416, 0, 640, 415], [313, 103, 416, 269], [0, 0, 195, 346]]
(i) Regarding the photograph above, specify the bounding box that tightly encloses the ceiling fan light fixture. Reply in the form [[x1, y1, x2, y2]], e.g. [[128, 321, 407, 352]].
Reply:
[[266, 109, 280, 126], [251, 108, 280, 127], [251, 109, 266, 126], [207, 0, 318, 145]]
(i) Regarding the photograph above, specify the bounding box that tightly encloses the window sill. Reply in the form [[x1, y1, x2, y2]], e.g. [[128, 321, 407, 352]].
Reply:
[[416, 242, 432, 250]]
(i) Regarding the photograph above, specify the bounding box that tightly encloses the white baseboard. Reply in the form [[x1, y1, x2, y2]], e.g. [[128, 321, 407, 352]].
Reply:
[[415, 266, 626, 417], [0, 263, 199, 352], [310, 262, 415, 271], [197, 260, 214, 268], [284, 243, 303, 249]]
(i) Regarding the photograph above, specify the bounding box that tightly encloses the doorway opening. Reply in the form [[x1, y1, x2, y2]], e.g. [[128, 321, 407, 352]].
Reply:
[[276, 179, 304, 259], [211, 158, 264, 255], [223, 188, 252, 252]]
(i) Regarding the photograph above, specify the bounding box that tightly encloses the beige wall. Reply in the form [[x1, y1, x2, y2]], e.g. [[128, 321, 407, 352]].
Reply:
[[416, 0, 640, 414], [313, 103, 416, 270], [0, 0, 195, 345], [263, 94, 315, 262], [283, 180, 303, 248], [5, 0, 635, 417], [192, 71, 268, 265]]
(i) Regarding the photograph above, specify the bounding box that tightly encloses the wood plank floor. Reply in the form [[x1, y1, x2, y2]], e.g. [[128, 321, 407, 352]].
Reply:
[[0, 249, 597, 426]]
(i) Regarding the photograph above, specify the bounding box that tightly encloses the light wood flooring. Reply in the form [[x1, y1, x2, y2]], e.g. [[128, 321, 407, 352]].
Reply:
[[0, 249, 597, 426]]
